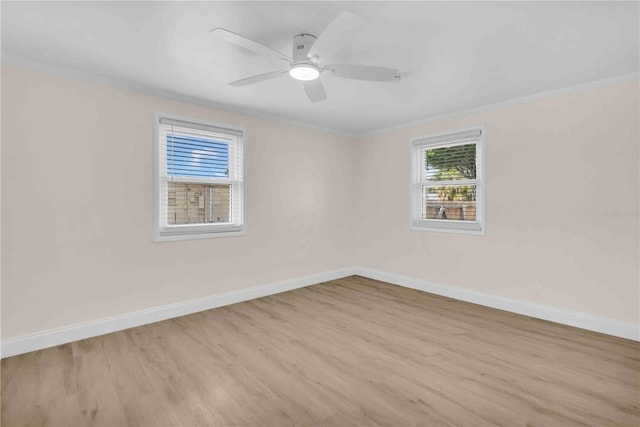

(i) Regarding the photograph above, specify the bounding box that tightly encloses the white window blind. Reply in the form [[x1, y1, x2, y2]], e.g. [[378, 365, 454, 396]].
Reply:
[[155, 116, 244, 241], [411, 127, 485, 234]]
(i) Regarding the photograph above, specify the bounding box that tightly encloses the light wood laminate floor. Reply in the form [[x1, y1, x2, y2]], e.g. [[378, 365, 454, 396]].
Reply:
[[2, 276, 639, 426]]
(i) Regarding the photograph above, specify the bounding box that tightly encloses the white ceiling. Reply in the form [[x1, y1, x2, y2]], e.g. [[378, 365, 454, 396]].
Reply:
[[2, 1, 638, 134]]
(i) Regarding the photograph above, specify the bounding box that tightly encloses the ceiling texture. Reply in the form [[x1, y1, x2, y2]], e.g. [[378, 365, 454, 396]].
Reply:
[[2, 1, 638, 134]]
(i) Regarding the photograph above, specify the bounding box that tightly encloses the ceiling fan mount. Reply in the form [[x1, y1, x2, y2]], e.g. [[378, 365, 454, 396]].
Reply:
[[292, 34, 317, 61], [211, 12, 402, 102]]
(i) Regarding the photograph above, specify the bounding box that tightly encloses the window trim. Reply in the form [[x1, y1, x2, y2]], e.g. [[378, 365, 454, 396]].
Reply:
[[409, 125, 486, 236], [153, 112, 247, 242]]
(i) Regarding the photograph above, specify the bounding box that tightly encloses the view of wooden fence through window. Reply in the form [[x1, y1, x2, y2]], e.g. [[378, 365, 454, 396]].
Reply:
[[167, 183, 231, 224]]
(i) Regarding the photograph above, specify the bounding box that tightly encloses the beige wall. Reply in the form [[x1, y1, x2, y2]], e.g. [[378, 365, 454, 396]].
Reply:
[[1, 65, 355, 339], [353, 78, 639, 324], [2, 64, 638, 340]]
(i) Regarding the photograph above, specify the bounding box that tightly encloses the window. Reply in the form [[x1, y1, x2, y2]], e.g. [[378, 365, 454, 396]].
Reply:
[[411, 126, 485, 234], [155, 115, 245, 241]]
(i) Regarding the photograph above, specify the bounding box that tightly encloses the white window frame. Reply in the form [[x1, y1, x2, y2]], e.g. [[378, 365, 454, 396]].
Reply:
[[154, 113, 246, 242], [410, 125, 486, 235]]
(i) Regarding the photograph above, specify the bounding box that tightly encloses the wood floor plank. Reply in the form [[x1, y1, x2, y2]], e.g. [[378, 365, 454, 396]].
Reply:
[[2, 276, 639, 426]]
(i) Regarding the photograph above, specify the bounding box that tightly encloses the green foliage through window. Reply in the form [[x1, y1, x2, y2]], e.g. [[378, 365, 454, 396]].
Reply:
[[425, 144, 476, 202]]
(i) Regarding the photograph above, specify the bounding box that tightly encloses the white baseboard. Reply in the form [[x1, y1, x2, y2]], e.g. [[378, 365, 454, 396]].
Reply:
[[352, 266, 640, 342], [3, 266, 638, 358], [0, 268, 353, 359]]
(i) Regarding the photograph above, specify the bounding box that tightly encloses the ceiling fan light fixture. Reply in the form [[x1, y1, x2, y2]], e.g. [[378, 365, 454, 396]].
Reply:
[[289, 63, 320, 81]]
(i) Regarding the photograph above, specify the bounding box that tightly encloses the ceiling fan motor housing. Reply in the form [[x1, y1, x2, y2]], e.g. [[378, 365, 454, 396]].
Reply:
[[292, 34, 317, 61]]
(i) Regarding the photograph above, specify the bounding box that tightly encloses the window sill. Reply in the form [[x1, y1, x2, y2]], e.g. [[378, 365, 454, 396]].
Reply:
[[410, 221, 485, 236], [154, 228, 247, 242]]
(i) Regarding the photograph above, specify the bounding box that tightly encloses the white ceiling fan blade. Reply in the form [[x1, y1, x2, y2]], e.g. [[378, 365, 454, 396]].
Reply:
[[211, 28, 292, 63], [229, 70, 288, 87], [308, 11, 365, 61], [327, 64, 400, 81], [303, 79, 327, 103]]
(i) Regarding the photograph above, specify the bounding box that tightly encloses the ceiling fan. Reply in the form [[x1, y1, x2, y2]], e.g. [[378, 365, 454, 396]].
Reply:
[[211, 11, 402, 103]]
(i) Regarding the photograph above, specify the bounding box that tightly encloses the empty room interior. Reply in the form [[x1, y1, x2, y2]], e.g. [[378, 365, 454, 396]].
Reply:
[[1, 1, 639, 426]]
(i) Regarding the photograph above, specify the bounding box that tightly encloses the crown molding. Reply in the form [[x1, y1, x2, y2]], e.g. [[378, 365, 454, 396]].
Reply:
[[0, 52, 353, 138], [360, 72, 640, 137], [2, 52, 637, 138]]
